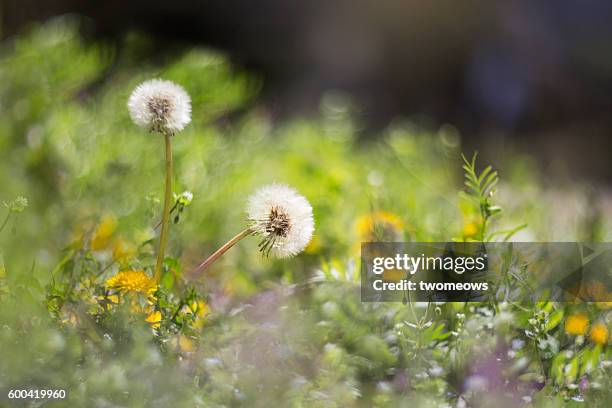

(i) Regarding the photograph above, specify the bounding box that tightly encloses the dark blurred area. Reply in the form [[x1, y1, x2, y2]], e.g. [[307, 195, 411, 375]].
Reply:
[[3, 0, 612, 180]]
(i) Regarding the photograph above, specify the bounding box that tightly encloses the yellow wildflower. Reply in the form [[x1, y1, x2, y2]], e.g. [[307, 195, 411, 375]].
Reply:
[[171, 335, 195, 352], [106, 270, 157, 296], [96, 294, 120, 311], [91, 215, 117, 250], [589, 323, 609, 345], [112, 237, 137, 262], [356, 211, 404, 242], [462, 220, 480, 240], [96, 294, 120, 303], [69, 220, 92, 248], [186, 300, 209, 329], [565, 314, 589, 336], [382, 268, 406, 282], [145, 310, 162, 329], [188, 300, 208, 317]]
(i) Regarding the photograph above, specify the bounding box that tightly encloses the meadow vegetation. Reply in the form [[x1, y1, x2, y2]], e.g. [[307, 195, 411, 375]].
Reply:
[[0, 19, 611, 407]]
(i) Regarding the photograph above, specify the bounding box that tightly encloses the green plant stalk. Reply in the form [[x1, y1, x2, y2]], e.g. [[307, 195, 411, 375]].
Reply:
[[480, 205, 488, 241], [0, 211, 10, 234], [193, 228, 253, 275], [154, 132, 173, 283]]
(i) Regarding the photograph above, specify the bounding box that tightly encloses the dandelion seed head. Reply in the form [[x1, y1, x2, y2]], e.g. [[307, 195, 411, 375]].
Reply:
[[128, 79, 191, 134], [247, 184, 314, 258]]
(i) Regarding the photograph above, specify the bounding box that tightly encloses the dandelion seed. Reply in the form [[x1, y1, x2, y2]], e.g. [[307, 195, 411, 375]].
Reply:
[[247, 184, 314, 258], [128, 79, 191, 134]]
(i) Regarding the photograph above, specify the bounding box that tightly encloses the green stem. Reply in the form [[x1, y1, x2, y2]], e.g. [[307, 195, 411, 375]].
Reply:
[[480, 215, 488, 241], [154, 200, 179, 230], [154, 132, 173, 283], [193, 228, 252, 276], [0, 211, 10, 234], [406, 286, 420, 326]]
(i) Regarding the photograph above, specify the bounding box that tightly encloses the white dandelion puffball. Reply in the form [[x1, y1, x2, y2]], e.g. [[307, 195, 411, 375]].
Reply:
[[247, 184, 315, 258], [128, 79, 191, 134]]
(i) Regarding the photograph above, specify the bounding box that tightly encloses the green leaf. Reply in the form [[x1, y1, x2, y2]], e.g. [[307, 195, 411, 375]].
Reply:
[[564, 355, 579, 383], [545, 309, 564, 332], [477, 166, 492, 184], [161, 270, 175, 289]]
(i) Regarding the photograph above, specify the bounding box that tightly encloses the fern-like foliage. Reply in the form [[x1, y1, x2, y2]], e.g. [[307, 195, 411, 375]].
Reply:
[[462, 152, 502, 220], [461, 152, 502, 240], [460, 152, 527, 242]]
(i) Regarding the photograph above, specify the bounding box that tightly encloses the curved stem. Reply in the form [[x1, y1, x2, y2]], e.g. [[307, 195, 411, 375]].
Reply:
[[154, 132, 173, 283], [193, 228, 252, 276]]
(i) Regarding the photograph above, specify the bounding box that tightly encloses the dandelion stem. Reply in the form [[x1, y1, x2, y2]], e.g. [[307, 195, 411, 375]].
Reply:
[[193, 228, 253, 275], [154, 131, 173, 283]]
